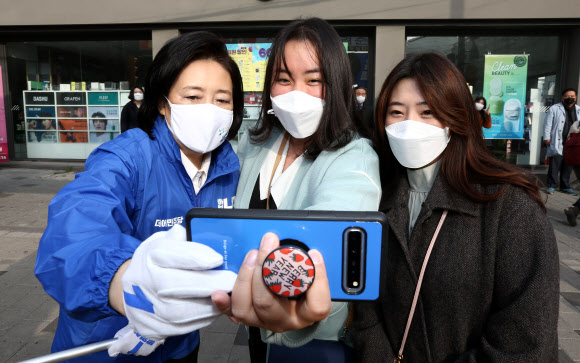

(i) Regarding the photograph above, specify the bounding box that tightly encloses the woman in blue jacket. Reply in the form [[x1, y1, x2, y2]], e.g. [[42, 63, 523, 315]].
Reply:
[[35, 31, 244, 362]]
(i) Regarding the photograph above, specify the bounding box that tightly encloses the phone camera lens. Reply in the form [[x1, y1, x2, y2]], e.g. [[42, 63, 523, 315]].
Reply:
[[344, 228, 365, 293]]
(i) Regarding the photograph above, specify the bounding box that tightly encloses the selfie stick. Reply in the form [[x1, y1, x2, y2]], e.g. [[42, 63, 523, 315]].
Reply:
[[19, 338, 117, 363]]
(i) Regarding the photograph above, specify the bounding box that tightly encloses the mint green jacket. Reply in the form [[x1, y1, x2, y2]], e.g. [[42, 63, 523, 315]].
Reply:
[[234, 126, 381, 347]]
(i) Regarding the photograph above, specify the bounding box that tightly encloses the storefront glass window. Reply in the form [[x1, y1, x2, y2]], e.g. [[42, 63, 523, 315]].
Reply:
[[406, 35, 561, 165], [6, 40, 152, 159], [221, 37, 273, 146], [342, 36, 371, 93]]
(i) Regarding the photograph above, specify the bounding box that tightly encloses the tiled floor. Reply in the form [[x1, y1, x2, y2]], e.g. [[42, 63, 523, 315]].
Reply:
[[2, 165, 580, 362]]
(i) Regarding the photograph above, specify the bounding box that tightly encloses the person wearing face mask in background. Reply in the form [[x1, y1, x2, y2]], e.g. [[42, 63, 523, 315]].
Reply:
[[543, 88, 580, 195], [211, 17, 381, 363], [35, 31, 244, 362], [355, 86, 374, 133], [474, 96, 492, 129], [350, 52, 558, 362], [121, 86, 145, 133]]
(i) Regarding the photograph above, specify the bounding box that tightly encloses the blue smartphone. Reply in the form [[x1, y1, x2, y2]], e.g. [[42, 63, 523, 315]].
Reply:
[[186, 209, 387, 301]]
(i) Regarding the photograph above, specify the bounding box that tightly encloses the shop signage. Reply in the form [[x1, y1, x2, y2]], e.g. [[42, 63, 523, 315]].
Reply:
[[482, 54, 528, 139], [57, 92, 87, 105], [25, 91, 55, 105], [88, 92, 119, 106], [0, 66, 7, 162]]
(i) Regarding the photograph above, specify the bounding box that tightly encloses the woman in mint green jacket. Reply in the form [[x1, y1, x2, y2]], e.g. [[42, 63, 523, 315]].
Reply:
[[213, 18, 381, 362]]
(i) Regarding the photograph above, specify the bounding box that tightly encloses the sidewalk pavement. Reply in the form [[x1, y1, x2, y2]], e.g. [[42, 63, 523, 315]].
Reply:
[[1, 163, 580, 362]]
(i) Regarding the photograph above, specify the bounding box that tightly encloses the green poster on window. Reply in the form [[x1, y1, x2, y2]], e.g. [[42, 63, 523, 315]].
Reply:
[[88, 92, 118, 106], [482, 54, 528, 139]]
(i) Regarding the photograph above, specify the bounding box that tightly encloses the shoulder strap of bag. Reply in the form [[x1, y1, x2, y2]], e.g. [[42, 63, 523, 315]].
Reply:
[[396, 210, 448, 362]]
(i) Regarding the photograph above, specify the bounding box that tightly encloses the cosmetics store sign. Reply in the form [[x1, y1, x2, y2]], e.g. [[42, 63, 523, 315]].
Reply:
[[88, 92, 119, 106], [25, 92, 55, 105], [57, 92, 87, 105], [482, 54, 528, 139]]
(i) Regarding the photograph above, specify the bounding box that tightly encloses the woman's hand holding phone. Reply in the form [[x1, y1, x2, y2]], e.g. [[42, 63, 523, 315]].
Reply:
[[211, 232, 332, 332]]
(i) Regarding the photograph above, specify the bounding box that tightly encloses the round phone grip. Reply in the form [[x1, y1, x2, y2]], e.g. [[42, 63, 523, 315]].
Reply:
[[262, 241, 315, 298]]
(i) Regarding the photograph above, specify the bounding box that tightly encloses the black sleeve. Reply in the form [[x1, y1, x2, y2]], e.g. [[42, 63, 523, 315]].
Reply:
[[120, 103, 129, 133]]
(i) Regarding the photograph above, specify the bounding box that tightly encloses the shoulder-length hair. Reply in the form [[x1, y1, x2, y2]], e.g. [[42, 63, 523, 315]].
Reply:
[[375, 52, 544, 210], [250, 17, 360, 158], [139, 31, 243, 140]]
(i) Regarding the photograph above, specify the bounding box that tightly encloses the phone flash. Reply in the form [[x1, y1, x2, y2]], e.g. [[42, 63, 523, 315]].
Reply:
[[353, 281, 358, 287]]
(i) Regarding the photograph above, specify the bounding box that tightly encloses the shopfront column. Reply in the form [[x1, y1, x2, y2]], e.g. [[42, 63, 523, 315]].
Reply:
[[374, 26, 405, 99], [567, 28, 580, 94], [152, 29, 180, 58]]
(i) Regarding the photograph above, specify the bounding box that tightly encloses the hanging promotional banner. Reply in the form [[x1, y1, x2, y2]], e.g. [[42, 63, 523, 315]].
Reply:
[[226, 43, 271, 92], [0, 66, 8, 163], [482, 54, 528, 139]]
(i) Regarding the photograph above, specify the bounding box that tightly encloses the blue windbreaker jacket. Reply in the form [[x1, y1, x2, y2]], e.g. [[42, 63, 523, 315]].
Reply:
[[34, 116, 239, 362]]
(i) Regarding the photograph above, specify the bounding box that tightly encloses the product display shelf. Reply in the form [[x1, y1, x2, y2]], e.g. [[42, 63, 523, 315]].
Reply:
[[23, 90, 129, 159]]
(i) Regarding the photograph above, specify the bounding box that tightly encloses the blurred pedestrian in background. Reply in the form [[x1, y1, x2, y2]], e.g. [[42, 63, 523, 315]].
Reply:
[[544, 87, 580, 195], [474, 96, 492, 128], [355, 86, 374, 133], [121, 86, 144, 132]]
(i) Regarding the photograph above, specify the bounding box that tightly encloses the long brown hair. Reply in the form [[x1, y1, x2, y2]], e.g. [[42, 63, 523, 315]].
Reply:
[[375, 52, 544, 210]]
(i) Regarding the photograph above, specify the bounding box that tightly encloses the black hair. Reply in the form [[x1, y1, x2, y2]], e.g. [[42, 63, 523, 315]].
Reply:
[[140, 31, 243, 140], [474, 96, 487, 108], [91, 112, 108, 126], [38, 111, 52, 118], [354, 86, 367, 92], [562, 88, 577, 96], [128, 86, 144, 101], [250, 17, 361, 157]]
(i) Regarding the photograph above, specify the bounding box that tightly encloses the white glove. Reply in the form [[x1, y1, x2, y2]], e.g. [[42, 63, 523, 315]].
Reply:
[[108, 326, 163, 357], [108, 224, 237, 357]]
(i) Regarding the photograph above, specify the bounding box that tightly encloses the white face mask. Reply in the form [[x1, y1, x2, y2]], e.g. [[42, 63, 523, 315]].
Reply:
[[356, 95, 366, 104], [134, 93, 144, 101], [164, 97, 233, 154], [475, 102, 484, 111], [386, 120, 451, 169], [268, 90, 325, 139]]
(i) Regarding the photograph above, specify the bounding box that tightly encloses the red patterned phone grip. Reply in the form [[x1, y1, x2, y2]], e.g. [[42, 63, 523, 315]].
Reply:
[[262, 239, 315, 298]]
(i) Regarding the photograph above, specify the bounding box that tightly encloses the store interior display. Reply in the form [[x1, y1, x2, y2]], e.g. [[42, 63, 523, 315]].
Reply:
[[23, 90, 122, 147]]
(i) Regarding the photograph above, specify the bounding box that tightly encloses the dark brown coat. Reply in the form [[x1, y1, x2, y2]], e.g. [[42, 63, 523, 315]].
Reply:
[[351, 174, 559, 362]]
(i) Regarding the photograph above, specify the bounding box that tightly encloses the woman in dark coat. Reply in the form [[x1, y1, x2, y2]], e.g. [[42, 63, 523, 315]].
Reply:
[[120, 86, 144, 132], [351, 53, 559, 362]]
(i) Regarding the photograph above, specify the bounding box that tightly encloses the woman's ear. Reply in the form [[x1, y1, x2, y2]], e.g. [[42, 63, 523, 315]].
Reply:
[[158, 99, 168, 117]]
